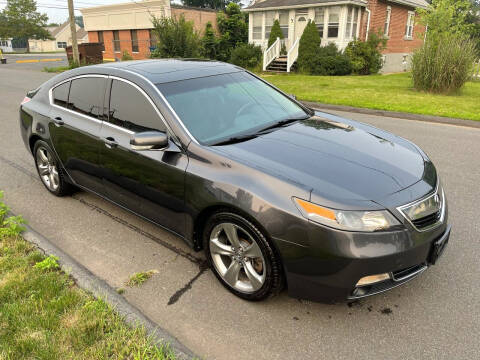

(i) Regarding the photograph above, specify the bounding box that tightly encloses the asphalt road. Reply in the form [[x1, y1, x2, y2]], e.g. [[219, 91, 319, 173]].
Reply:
[[1, 65, 479, 360], [1, 53, 68, 71]]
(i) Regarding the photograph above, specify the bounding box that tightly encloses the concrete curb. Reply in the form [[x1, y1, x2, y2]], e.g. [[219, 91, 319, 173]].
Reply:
[[20, 222, 196, 360], [302, 101, 480, 129]]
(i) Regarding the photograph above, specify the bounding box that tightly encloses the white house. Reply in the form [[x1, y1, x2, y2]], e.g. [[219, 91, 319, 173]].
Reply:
[[0, 39, 13, 53], [244, 0, 428, 72]]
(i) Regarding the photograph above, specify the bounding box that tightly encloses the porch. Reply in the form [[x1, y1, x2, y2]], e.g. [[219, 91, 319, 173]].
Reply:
[[245, 1, 366, 72]]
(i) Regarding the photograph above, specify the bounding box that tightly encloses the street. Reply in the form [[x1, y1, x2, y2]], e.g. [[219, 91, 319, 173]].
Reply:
[[0, 65, 479, 360]]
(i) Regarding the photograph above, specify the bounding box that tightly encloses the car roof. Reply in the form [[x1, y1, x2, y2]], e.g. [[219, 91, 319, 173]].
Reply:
[[88, 59, 243, 84]]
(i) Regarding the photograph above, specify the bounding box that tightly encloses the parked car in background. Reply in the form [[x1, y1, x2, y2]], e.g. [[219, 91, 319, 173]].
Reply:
[[19, 60, 451, 302]]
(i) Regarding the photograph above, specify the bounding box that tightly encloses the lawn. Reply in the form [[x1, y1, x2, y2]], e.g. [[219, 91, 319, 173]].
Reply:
[[0, 193, 176, 360], [260, 72, 480, 121]]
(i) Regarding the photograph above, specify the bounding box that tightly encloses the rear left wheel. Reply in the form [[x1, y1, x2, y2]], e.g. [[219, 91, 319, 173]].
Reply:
[[33, 140, 73, 197]]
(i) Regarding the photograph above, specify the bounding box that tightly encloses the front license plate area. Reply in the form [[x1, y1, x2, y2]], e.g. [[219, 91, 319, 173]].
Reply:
[[429, 231, 449, 265]]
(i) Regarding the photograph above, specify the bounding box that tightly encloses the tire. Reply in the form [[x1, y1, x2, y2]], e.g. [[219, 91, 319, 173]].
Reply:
[[33, 140, 74, 197], [203, 211, 284, 301]]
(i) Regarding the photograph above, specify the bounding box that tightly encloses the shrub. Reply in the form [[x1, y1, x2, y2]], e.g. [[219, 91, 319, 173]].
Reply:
[[297, 20, 322, 73], [345, 31, 387, 75], [268, 19, 284, 48], [216, 3, 248, 61], [121, 50, 133, 61], [411, 33, 476, 94], [309, 44, 352, 75], [201, 21, 218, 59], [229, 43, 263, 70], [150, 15, 201, 58]]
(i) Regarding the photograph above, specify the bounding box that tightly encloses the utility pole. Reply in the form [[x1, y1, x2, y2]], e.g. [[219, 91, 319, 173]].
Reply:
[[68, 0, 80, 64]]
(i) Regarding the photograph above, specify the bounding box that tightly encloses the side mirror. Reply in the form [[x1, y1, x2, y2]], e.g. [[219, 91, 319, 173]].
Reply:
[[130, 131, 168, 151], [289, 94, 297, 100]]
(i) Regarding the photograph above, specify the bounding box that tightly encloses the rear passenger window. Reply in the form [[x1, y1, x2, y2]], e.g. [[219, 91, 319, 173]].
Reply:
[[52, 82, 70, 108], [109, 79, 166, 133], [68, 77, 106, 119]]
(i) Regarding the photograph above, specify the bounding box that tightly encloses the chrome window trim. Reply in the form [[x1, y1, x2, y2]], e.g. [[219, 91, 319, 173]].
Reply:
[[396, 181, 445, 232], [108, 76, 174, 138], [109, 67, 199, 144], [48, 74, 108, 125]]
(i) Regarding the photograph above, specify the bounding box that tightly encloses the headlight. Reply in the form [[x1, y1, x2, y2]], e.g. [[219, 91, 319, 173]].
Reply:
[[293, 198, 401, 232]]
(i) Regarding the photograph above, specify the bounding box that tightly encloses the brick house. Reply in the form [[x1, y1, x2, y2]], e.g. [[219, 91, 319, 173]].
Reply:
[[244, 0, 428, 72], [81, 0, 217, 61]]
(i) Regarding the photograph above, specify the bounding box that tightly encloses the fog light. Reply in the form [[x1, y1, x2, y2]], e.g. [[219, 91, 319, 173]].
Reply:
[[356, 273, 390, 287]]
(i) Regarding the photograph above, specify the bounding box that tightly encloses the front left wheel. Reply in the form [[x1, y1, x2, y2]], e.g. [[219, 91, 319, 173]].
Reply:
[[33, 140, 73, 197], [203, 211, 284, 301]]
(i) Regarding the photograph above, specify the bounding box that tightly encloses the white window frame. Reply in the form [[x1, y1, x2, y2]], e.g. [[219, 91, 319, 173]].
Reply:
[[405, 11, 415, 40], [384, 6, 391, 37], [327, 6, 341, 39], [252, 12, 262, 40], [315, 7, 325, 39], [57, 41, 67, 49]]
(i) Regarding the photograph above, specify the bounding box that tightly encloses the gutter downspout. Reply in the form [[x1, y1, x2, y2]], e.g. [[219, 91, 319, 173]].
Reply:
[[365, 8, 371, 39]]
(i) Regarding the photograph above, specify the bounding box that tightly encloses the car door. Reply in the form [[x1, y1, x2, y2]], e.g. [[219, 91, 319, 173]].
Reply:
[[98, 77, 188, 236], [49, 75, 107, 194]]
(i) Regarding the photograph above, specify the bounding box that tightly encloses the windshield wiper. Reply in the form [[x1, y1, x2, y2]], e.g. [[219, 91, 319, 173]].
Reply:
[[211, 133, 258, 146], [255, 115, 311, 134]]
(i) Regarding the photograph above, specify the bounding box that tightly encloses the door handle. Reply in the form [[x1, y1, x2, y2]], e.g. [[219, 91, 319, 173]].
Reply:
[[52, 116, 64, 126], [104, 137, 118, 149]]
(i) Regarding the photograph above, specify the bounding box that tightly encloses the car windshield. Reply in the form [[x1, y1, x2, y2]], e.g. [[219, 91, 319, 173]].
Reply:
[[157, 71, 308, 145]]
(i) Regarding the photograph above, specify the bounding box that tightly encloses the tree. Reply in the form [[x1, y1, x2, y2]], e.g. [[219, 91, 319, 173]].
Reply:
[[418, 0, 476, 38], [268, 19, 283, 48], [74, 16, 84, 28], [216, 3, 248, 61], [201, 21, 218, 59], [150, 15, 201, 58], [182, 0, 240, 11], [0, 0, 51, 52], [297, 20, 321, 73]]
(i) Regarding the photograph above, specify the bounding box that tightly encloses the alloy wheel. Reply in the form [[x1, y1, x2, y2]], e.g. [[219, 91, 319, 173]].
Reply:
[[36, 146, 60, 192], [209, 222, 266, 293]]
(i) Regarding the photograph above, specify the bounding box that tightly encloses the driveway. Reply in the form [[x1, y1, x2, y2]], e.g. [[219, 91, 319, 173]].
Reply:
[[1, 66, 479, 360]]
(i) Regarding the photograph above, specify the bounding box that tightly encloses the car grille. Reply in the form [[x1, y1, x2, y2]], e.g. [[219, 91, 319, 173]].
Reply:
[[411, 210, 442, 230]]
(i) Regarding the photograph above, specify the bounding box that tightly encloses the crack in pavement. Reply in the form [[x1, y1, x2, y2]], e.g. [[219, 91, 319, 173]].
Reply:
[[1, 153, 210, 304], [168, 264, 209, 306]]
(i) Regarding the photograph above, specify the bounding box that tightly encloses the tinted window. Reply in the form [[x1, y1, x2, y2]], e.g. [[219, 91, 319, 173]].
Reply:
[[157, 72, 307, 145], [68, 77, 106, 119], [52, 81, 70, 108], [109, 80, 166, 133]]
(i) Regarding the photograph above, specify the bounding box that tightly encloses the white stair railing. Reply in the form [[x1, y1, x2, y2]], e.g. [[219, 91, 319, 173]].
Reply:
[[263, 37, 281, 71], [473, 59, 480, 79], [287, 37, 300, 73]]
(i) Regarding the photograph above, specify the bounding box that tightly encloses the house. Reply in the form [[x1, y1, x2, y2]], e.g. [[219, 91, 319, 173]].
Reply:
[[29, 22, 89, 53], [244, 0, 428, 72], [80, 0, 218, 61], [0, 39, 13, 53]]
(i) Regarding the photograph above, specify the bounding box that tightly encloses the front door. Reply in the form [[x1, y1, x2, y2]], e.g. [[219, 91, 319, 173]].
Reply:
[[49, 76, 107, 194], [295, 15, 308, 41], [98, 78, 188, 236]]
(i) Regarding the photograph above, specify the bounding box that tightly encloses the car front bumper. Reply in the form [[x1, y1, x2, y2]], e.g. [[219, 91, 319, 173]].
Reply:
[[275, 216, 450, 303]]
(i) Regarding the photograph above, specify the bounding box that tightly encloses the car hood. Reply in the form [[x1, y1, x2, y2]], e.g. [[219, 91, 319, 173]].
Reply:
[[214, 114, 426, 205]]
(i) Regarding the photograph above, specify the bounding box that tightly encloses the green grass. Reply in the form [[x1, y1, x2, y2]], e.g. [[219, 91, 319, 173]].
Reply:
[[260, 72, 480, 121], [43, 65, 71, 73], [0, 192, 176, 360], [127, 270, 158, 287]]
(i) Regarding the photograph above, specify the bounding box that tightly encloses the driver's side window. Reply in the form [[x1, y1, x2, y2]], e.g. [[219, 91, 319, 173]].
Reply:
[[108, 79, 166, 133]]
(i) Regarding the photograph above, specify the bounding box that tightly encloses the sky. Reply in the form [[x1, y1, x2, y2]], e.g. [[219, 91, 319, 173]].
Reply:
[[0, 0, 193, 24]]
